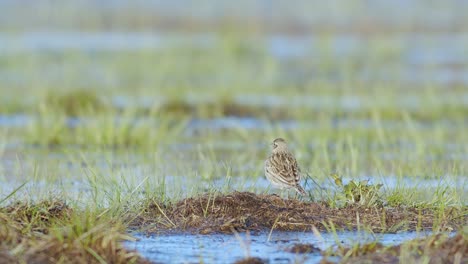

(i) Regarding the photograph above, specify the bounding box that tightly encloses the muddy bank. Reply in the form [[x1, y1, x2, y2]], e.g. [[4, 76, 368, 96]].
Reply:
[[325, 232, 467, 264], [132, 192, 466, 234], [230, 232, 467, 264]]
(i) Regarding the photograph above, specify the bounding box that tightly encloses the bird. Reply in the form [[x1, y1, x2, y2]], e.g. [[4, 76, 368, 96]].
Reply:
[[264, 138, 307, 195]]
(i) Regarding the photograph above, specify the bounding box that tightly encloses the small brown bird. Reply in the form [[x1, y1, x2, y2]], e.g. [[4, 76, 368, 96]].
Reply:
[[264, 138, 307, 195]]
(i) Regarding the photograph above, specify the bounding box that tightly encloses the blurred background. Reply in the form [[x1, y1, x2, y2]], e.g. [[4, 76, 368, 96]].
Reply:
[[0, 0, 467, 196], [1, 0, 467, 103]]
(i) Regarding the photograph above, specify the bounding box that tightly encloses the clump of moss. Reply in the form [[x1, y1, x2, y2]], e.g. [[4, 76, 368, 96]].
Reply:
[[42, 89, 106, 116]]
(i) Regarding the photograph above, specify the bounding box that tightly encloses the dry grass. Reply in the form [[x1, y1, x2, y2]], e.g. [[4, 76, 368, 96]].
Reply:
[[2, 200, 73, 234], [20, 219, 146, 264], [0, 200, 148, 264], [131, 192, 466, 234]]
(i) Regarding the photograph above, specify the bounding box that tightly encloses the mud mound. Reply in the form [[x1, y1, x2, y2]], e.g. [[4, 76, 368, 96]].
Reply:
[[337, 233, 467, 264], [134, 192, 465, 234], [233, 257, 266, 264], [287, 244, 321, 254]]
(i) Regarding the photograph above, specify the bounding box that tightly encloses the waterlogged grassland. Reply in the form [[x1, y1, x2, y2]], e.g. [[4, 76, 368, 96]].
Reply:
[[0, 103, 466, 262], [0, 17, 467, 264], [0, 56, 467, 262]]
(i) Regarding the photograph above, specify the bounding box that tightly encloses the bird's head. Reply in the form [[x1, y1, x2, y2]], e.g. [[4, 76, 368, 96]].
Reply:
[[272, 138, 288, 153]]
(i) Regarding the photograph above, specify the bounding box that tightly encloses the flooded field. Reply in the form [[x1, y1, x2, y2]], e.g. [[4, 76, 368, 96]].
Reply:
[[126, 231, 427, 263], [1, 0, 468, 263]]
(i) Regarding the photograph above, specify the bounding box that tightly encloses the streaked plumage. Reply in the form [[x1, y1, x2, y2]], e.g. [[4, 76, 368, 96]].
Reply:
[[264, 138, 306, 195]]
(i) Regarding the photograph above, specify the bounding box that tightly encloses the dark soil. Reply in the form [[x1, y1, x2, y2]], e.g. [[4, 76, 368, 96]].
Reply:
[[233, 257, 267, 264], [287, 243, 321, 254], [132, 191, 466, 234]]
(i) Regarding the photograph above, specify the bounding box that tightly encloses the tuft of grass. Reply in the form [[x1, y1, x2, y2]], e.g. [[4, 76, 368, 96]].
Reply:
[[24, 111, 188, 148], [386, 187, 414, 208], [24, 214, 145, 264], [42, 89, 107, 117], [324, 231, 468, 264], [2, 199, 72, 235], [158, 97, 292, 119], [0, 200, 149, 264], [329, 241, 385, 259], [328, 173, 384, 208]]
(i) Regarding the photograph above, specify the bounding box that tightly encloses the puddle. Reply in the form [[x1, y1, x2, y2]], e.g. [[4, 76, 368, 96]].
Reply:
[[0, 114, 31, 127], [2, 110, 464, 134], [1, 32, 468, 68], [125, 230, 427, 263]]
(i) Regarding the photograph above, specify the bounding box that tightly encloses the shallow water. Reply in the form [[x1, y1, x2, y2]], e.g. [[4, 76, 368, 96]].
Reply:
[[125, 230, 428, 263], [0, 133, 466, 204], [1, 31, 468, 87], [1, 112, 465, 134]]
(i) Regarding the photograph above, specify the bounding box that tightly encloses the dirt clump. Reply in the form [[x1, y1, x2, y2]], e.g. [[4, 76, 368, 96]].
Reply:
[[287, 243, 321, 254], [233, 257, 267, 264], [133, 192, 466, 234]]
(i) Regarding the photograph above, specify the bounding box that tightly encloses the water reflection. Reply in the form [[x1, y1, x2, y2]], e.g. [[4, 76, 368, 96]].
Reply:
[[126, 230, 429, 264]]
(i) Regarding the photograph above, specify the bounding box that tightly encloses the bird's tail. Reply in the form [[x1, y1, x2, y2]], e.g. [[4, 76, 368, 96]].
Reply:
[[295, 185, 307, 195]]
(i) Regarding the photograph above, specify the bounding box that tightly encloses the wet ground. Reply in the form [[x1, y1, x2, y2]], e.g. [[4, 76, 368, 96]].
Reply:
[[125, 230, 429, 264], [1, 32, 468, 87], [1, 2, 467, 263]]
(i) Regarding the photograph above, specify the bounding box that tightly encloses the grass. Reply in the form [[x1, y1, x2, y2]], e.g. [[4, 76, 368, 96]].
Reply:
[[22, 108, 188, 148], [42, 89, 108, 117], [0, 8, 467, 262], [128, 191, 466, 234], [1, 192, 465, 263], [0, 200, 147, 263], [323, 231, 468, 264]]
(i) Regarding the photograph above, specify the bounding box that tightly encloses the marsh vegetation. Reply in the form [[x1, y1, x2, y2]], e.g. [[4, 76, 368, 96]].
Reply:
[[1, 0, 467, 263]]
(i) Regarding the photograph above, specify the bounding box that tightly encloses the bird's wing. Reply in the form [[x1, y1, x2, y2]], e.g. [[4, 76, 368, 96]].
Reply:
[[267, 153, 300, 186], [288, 155, 301, 182]]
